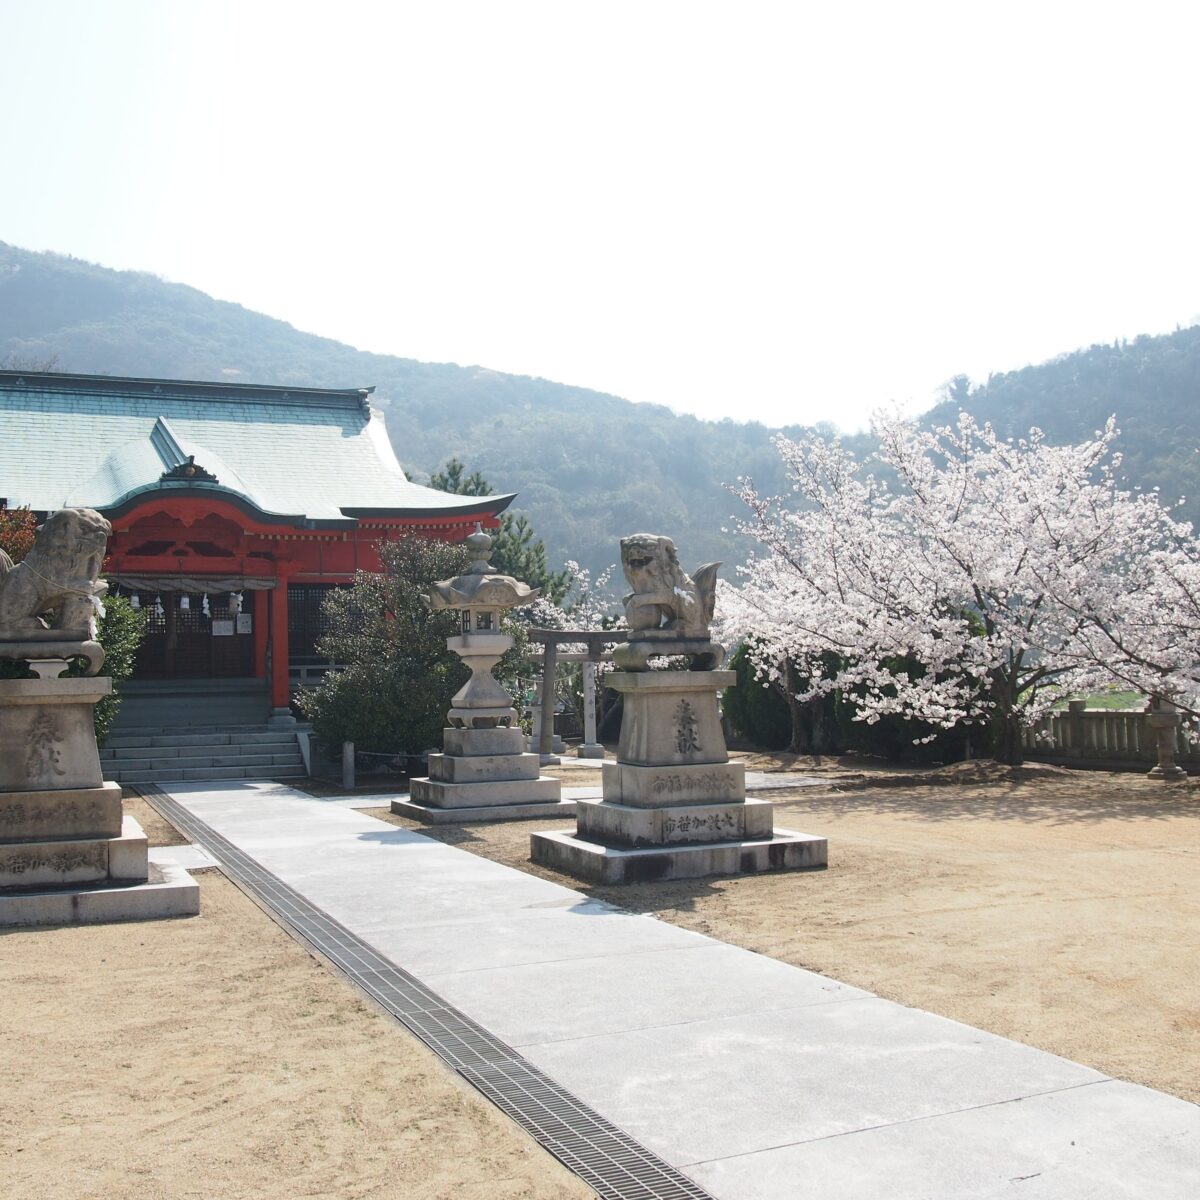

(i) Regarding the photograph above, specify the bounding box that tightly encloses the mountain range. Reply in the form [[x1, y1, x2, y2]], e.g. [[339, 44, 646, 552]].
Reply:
[[3, 240, 1198, 579]]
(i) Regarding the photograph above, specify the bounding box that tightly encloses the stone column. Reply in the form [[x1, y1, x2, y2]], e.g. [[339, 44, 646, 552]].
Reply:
[[576, 658, 605, 758], [268, 576, 295, 726], [537, 640, 560, 765]]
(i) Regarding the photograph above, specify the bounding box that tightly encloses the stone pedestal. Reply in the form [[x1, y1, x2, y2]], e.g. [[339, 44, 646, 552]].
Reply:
[[394, 725, 573, 824], [531, 670, 826, 883], [0, 677, 199, 928]]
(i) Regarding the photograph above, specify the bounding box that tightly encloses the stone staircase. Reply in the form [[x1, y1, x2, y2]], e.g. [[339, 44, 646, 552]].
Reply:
[[100, 724, 307, 786]]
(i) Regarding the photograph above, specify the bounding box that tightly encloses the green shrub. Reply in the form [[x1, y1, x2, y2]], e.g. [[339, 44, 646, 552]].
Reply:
[[722, 642, 792, 750], [299, 535, 470, 754], [68, 594, 146, 746]]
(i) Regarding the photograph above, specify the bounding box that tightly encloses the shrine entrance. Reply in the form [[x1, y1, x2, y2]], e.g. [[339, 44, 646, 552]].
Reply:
[[130, 589, 259, 680]]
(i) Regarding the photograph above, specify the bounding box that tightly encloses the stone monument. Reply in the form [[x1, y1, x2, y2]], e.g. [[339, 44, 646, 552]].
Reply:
[[393, 526, 573, 823], [531, 533, 826, 883], [0, 508, 198, 927]]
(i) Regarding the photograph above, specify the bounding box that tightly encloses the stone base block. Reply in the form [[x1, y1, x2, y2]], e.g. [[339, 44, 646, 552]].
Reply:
[[575, 796, 774, 848], [530, 827, 827, 884], [428, 752, 541, 784], [607, 670, 734, 768], [392, 797, 577, 824], [0, 782, 123, 842], [602, 760, 745, 808], [0, 676, 111, 791], [109, 816, 150, 882], [442, 726, 527, 758], [0, 860, 200, 928], [0, 814, 148, 890], [409, 775, 562, 810], [575, 743, 605, 759], [1148, 764, 1189, 780]]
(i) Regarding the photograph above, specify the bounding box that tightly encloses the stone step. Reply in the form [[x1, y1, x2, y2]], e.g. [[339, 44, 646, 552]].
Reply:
[[107, 764, 308, 784], [105, 751, 303, 773], [103, 730, 299, 751], [100, 736, 300, 760]]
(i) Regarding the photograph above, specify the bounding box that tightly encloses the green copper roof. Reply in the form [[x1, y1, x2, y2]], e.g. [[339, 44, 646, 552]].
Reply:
[[0, 371, 514, 527]]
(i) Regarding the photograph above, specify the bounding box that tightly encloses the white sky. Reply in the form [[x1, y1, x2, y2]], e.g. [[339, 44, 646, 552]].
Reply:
[[2, 1, 1199, 430]]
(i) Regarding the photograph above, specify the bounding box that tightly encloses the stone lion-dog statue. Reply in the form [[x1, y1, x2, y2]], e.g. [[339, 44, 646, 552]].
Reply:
[[615, 533, 722, 670], [0, 507, 111, 675]]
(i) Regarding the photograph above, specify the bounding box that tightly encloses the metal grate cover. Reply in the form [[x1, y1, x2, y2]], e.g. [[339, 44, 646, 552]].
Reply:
[[139, 785, 716, 1200]]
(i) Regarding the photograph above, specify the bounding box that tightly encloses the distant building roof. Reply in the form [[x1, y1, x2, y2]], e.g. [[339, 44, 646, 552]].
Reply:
[[0, 370, 513, 527]]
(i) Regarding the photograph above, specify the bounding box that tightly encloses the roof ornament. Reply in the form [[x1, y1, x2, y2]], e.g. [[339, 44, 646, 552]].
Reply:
[[159, 454, 218, 483]]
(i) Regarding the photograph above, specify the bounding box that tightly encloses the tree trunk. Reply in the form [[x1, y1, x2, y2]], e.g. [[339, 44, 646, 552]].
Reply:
[[988, 680, 1025, 765], [785, 692, 810, 754]]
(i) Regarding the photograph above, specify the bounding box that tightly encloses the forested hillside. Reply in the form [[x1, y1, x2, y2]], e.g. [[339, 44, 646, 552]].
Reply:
[[0, 241, 817, 576], [928, 330, 1200, 525], [3, 239, 1198, 575]]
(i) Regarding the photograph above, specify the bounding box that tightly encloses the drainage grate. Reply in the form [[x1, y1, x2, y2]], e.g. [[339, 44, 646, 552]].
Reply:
[[138, 785, 716, 1200]]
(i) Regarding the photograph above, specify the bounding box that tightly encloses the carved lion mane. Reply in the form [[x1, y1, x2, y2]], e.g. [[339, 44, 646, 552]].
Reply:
[[619, 533, 720, 636], [0, 507, 112, 635]]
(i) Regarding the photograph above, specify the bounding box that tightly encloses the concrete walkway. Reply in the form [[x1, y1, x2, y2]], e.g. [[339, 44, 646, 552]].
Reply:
[[160, 780, 1199, 1199]]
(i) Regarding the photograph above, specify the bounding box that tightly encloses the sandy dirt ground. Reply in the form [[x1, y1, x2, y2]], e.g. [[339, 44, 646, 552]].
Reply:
[[375, 757, 1200, 1106], [0, 795, 591, 1200], [8, 762, 1195, 1199]]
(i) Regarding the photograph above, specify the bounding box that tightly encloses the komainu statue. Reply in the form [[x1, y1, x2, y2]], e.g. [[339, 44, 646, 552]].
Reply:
[[614, 533, 723, 670], [0, 507, 111, 676]]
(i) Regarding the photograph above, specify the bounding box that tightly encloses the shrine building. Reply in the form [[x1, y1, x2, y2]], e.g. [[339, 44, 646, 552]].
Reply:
[[0, 369, 513, 729]]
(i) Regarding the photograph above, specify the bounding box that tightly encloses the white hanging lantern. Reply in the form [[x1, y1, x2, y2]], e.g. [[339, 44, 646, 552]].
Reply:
[[179, 593, 190, 611], [231, 591, 243, 614], [153, 594, 164, 618], [130, 593, 141, 610]]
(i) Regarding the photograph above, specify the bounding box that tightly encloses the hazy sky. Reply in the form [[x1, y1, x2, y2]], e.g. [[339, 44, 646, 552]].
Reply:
[[3, 1, 1199, 430]]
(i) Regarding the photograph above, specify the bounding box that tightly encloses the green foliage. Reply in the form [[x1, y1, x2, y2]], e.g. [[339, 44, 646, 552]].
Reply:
[[298, 535, 469, 754], [430, 457, 570, 604], [72, 595, 147, 746], [430, 457, 492, 496], [722, 642, 792, 750]]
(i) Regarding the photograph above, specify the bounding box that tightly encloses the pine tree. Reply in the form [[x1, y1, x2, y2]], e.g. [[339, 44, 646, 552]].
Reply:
[[430, 459, 569, 603]]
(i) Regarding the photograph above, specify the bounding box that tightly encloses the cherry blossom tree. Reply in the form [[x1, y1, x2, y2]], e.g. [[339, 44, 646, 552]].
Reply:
[[720, 411, 1194, 763], [1042, 507, 1200, 719]]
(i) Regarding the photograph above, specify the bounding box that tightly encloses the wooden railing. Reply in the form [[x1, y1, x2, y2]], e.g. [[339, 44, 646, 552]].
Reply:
[[1021, 702, 1200, 766]]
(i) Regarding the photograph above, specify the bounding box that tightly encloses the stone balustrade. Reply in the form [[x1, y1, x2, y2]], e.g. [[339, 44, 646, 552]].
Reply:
[[1021, 702, 1199, 768]]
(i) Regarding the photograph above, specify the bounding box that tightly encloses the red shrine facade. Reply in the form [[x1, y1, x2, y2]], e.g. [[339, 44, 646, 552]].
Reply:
[[0, 370, 513, 727]]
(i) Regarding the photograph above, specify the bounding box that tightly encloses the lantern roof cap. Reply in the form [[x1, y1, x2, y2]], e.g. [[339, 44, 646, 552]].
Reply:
[[427, 525, 540, 611]]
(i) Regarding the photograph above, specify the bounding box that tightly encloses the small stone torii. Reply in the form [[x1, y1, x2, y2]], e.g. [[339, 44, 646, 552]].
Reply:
[[528, 628, 629, 761]]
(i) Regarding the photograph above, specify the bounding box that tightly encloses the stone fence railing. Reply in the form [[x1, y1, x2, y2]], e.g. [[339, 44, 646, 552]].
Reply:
[[1021, 702, 1200, 767]]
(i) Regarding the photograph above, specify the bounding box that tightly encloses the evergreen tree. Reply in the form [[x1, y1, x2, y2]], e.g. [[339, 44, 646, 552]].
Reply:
[[430, 458, 569, 603], [299, 534, 469, 754]]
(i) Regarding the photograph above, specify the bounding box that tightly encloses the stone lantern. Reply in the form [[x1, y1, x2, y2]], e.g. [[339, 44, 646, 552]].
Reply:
[[1145, 695, 1188, 781], [393, 526, 569, 824], [425, 525, 538, 729]]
